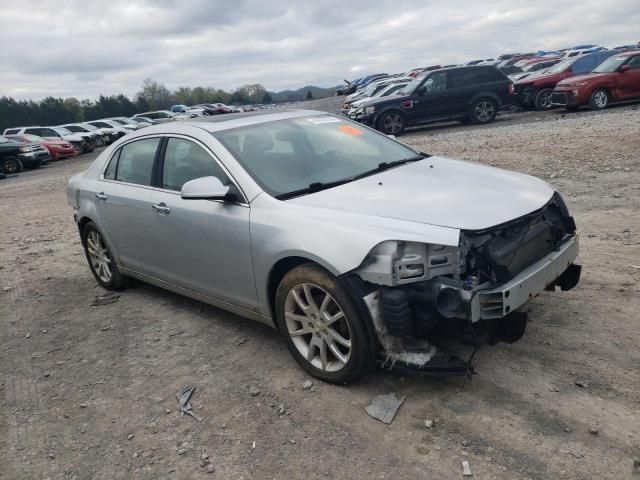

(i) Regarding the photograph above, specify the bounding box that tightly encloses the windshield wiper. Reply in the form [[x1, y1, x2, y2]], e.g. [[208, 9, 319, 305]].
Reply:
[[351, 154, 428, 180], [275, 154, 428, 200]]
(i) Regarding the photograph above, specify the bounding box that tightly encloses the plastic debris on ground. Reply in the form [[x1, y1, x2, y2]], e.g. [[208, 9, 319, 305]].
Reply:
[[365, 393, 406, 424], [462, 460, 473, 476], [92, 292, 121, 306], [176, 385, 203, 422]]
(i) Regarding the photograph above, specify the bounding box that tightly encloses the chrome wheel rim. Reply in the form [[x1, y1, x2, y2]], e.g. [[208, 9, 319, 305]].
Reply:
[[539, 91, 552, 109], [594, 90, 608, 108], [87, 231, 112, 283], [383, 114, 403, 134], [475, 101, 495, 121], [284, 283, 352, 372]]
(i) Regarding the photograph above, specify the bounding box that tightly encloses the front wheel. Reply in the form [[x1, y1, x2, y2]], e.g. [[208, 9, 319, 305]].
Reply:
[[588, 89, 609, 110], [377, 111, 406, 136], [534, 88, 554, 110], [275, 263, 373, 384], [470, 99, 497, 124], [2, 156, 22, 174], [82, 222, 127, 290]]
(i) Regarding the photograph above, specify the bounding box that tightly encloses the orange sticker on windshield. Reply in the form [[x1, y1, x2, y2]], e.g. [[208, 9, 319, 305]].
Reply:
[[337, 125, 364, 136]]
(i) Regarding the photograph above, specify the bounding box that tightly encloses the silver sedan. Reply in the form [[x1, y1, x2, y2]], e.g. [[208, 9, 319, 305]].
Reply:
[[67, 110, 581, 383]]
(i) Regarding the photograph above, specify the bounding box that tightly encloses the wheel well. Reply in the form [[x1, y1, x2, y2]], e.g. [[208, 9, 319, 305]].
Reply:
[[78, 216, 93, 242], [267, 256, 318, 327]]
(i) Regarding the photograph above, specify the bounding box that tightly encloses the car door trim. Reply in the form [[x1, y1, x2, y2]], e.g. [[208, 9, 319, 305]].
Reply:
[[119, 265, 274, 327]]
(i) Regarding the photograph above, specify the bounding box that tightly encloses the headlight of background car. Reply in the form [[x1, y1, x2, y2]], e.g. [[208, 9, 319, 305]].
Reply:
[[364, 106, 376, 115], [357, 241, 459, 286], [19, 146, 32, 153]]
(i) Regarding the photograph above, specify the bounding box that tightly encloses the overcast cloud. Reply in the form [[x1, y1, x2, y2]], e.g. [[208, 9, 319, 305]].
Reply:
[[1, 0, 638, 100]]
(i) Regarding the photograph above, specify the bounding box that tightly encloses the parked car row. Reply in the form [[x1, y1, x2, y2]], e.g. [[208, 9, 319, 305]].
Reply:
[[339, 44, 640, 135]]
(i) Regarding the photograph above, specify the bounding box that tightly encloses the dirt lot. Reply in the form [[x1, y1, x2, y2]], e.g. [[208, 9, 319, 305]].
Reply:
[[1, 103, 639, 480]]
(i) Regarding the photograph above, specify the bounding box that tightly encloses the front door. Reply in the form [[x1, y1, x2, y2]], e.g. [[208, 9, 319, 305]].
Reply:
[[407, 71, 450, 124], [147, 136, 257, 310], [616, 56, 640, 99]]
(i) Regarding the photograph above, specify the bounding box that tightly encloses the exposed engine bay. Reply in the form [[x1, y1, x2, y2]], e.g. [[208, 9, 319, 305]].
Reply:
[[351, 193, 582, 375]]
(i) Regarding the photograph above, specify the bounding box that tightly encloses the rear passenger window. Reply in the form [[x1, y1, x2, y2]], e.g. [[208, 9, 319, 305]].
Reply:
[[476, 67, 504, 83], [114, 138, 160, 186], [162, 138, 229, 191], [4, 129, 19, 135], [448, 69, 478, 88], [627, 57, 640, 69]]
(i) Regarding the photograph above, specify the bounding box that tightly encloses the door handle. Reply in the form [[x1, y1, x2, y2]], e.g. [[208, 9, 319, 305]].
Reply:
[[95, 192, 107, 201], [152, 203, 170, 214]]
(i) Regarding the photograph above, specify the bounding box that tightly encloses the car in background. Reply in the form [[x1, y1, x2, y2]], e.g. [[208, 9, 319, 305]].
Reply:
[[51, 126, 97, 151], [128, 117, 156, 127], [134, 110, 180, 123], [61, 123, 109, 146], [348, 82, 409, 119], [508, 58, 561, 81], [354, 66, 514, 135], [562, 45, 606, 58], [86, 120, 130, 138], [0, 135, 49, 173], [107, 117, 141, 130], [6, 133, 74, 160], [513, 50, 618, 110], [342, 77, 412, 112], [66, 110, 580, 383], [197, 103, 232, 114], [3, 126, 88, 155], [551, 50, 640, 110], [171, 105, 206, 116]]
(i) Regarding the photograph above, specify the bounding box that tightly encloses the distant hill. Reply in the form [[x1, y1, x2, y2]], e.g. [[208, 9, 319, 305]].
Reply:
[[268, 85, 340, 102]]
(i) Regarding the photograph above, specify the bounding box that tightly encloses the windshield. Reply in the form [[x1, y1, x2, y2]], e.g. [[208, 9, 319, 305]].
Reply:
[[399, 72, 427, 95], [546, 58, 575, 74], [0, 135, 9, 143], [80, 123, 98, 131], [110, 119, 128, 125], [53, 127, 72, 135], [214, 115, 422, 198], [593, 55, 628, 73]]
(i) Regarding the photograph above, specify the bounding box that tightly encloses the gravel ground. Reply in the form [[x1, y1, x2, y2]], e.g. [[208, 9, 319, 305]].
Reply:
[[1, 104, 639, 480]]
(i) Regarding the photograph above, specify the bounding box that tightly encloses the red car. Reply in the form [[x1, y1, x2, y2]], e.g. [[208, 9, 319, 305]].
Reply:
[[8, 133, 75, 160], [513, 50, 618, 110], [551, 50, 640, 110]]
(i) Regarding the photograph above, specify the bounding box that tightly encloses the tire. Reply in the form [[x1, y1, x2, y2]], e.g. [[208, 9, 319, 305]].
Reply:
[[469, 98, 497, 124], [275, 263, 374, 384], [2, 156, 22, 174], [588, 88, 609, 111], [25, 160, 42, 170], [377, 110, 406, 136], [534, 88, 554, 111], [72, 143, 82, 156], [81, 221, 127, 290]]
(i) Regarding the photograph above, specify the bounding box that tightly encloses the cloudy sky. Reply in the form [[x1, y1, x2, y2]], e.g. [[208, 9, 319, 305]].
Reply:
[[1, 0, 638, 100]]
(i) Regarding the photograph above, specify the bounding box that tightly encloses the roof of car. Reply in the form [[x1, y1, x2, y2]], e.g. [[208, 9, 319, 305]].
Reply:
[[186, 109, 327, 132]]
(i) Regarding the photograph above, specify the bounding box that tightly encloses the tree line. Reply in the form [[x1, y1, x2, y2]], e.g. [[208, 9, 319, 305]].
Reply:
[[0, 78, 275, 133]]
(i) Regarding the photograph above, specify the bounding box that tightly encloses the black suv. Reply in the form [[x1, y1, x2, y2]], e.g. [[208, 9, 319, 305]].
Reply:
[[0, 135, 50, 174], [353, 66, 514, 135]]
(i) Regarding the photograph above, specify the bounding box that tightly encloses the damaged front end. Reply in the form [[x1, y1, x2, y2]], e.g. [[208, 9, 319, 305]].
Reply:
[[351, 193, 581, 376]]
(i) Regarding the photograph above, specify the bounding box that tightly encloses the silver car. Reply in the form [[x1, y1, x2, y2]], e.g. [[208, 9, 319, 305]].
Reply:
[[67, 110, 581, 384]]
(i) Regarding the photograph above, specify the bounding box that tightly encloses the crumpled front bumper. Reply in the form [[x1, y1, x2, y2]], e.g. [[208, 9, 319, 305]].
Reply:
[[470, 234, 580, 322]]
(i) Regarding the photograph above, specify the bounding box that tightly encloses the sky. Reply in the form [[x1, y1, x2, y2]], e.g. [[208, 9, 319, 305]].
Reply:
[[1, 0, 639, 100]]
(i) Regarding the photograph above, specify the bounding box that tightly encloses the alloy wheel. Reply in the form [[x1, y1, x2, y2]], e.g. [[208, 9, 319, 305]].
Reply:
[[284, 283, 352, 372], [3, 158, 20, 174], [539, 91, 553, 109], [86, 230, 112, 283], [474, 101, 495, 122], [594, 90, 608, 109], [382, 113, 403, 134]]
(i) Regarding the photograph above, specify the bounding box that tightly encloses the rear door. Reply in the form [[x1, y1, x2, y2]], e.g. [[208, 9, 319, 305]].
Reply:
[[93, 137, 162, 274], [442, 68, 480, 115], [147, 136, 257, 310]]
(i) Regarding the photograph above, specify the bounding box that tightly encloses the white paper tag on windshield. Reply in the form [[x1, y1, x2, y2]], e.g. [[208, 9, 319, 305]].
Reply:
[[307, 117, 342, 124]]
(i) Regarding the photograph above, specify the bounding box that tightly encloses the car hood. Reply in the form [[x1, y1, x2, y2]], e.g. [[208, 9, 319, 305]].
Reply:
[[556, 72, 610, 86], [288, 157, 554, 231]]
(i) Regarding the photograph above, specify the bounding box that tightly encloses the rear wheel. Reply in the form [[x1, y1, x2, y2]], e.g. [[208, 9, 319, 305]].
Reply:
[[2, 156, 22, 174], [72, 143, 82, 155], [470, 98, 497, 124], [275, 263, 373, 384], [377, 110, 406, 136], [588, 89, 609, 110], [534, 88, 554, 110], [81, 222, 127, 290]]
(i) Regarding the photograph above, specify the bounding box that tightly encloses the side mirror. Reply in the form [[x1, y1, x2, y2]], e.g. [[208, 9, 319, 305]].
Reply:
[[620, 64, 631, 72], [181, 176, 230, 200]]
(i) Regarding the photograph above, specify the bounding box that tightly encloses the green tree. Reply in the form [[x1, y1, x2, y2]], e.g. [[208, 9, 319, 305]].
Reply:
[[135, 78, 171, 110], [174, 87, 193, 105], [262, 92, 273, 103], [306, 90, 314, 100]]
